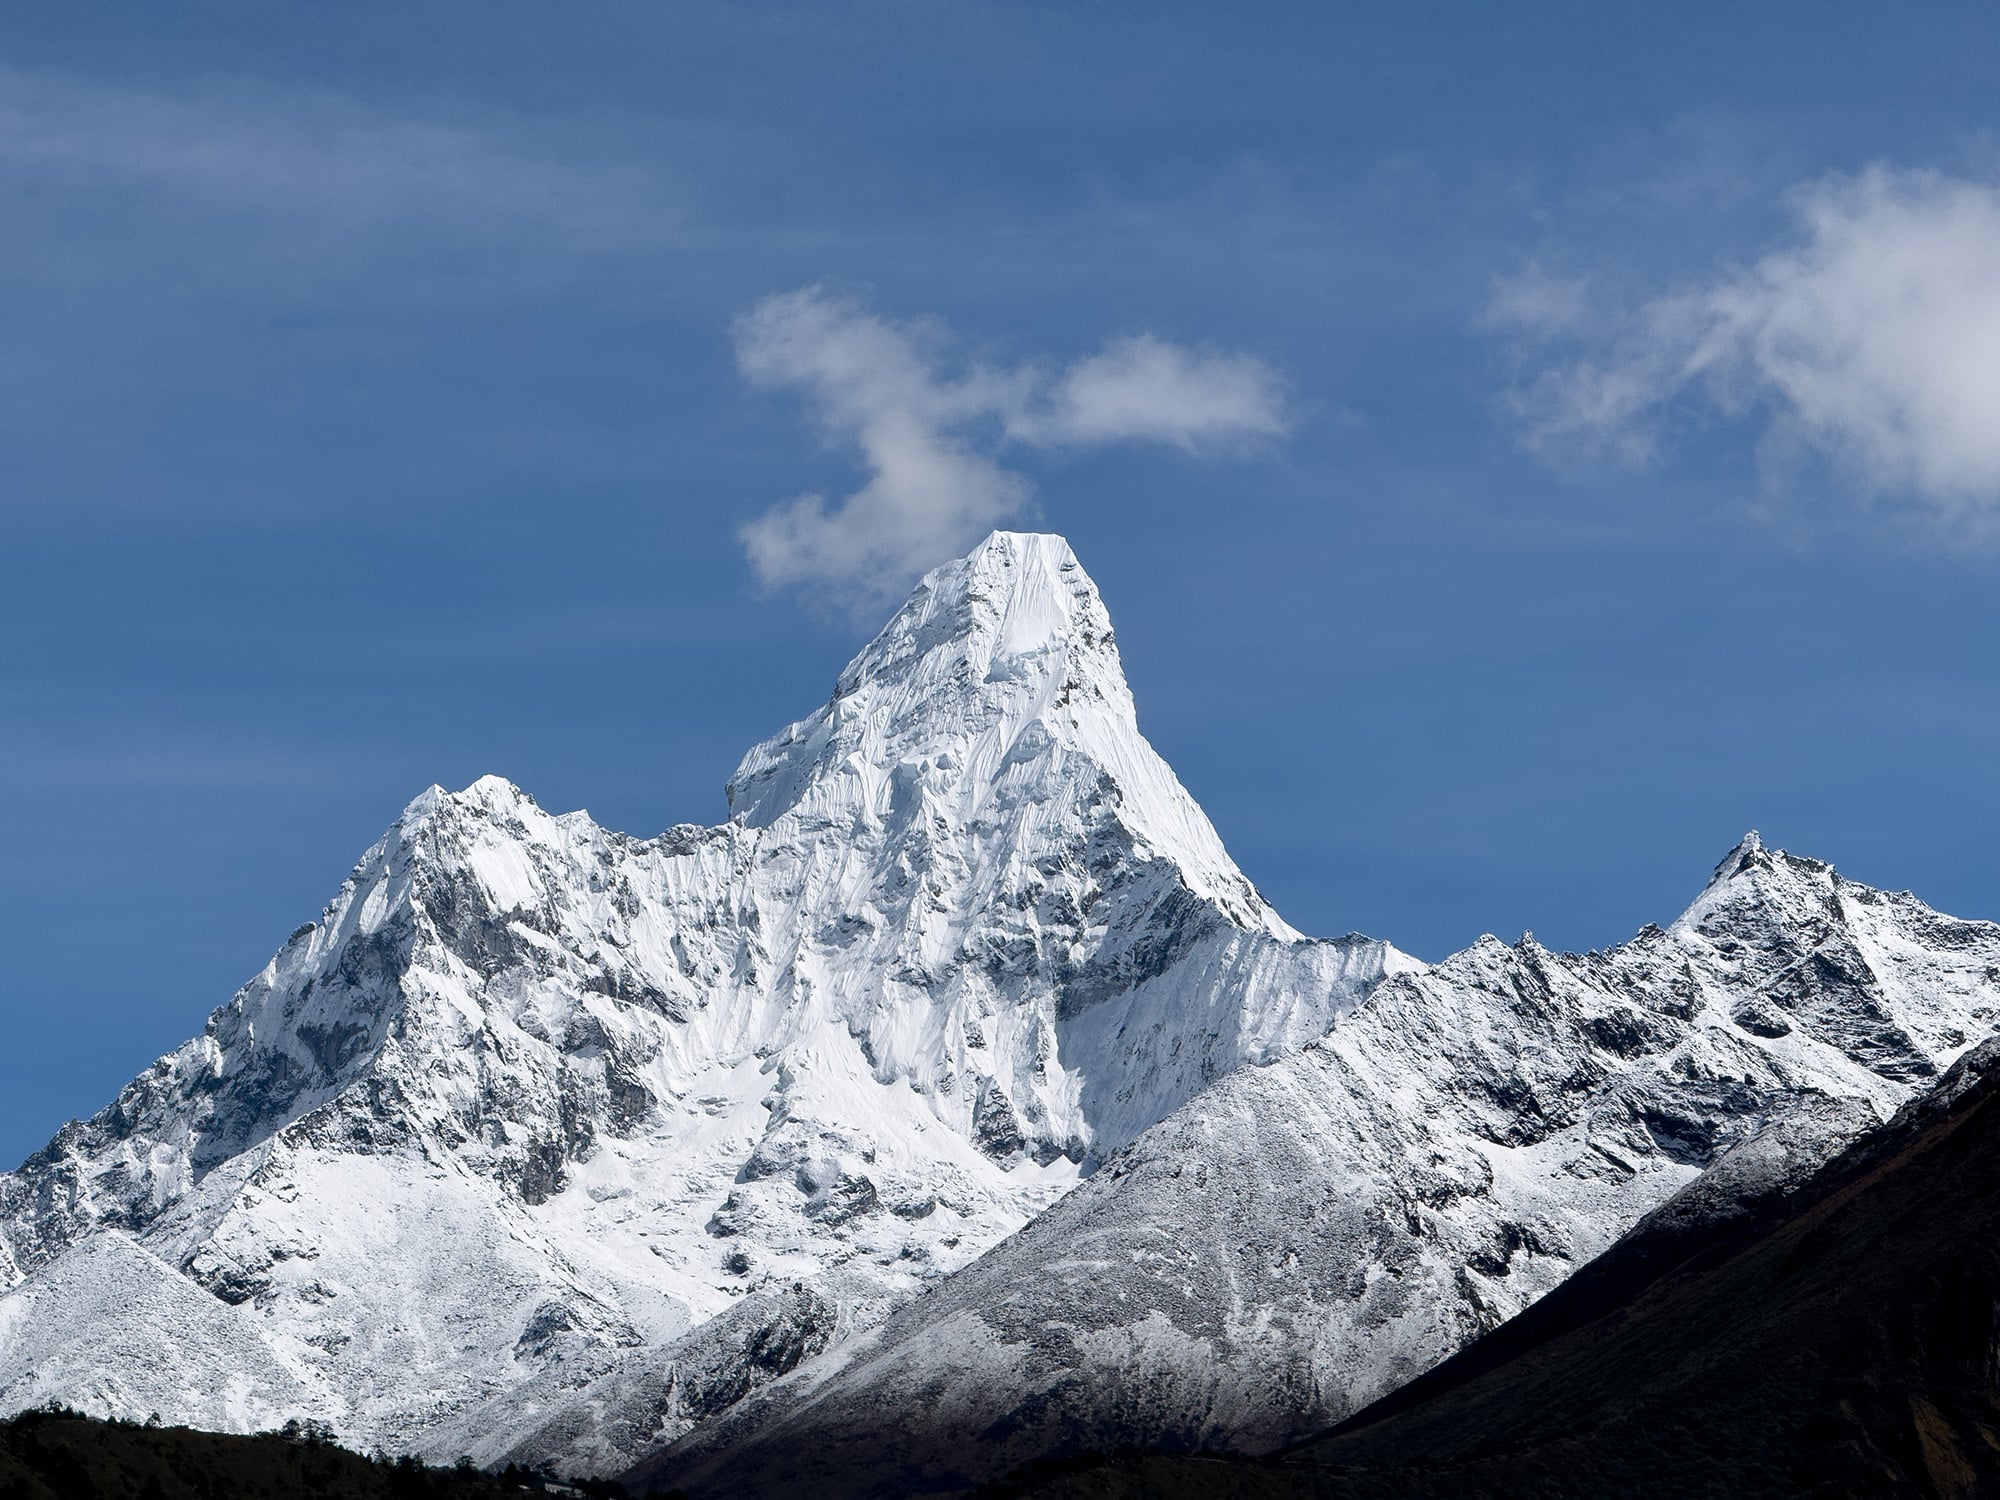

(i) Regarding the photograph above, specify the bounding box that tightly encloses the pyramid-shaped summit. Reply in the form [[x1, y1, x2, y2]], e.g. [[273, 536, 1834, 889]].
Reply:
[[727, 532, 1135, 826], [727, 531, 1274, 926], [0, 530, 1408, 1466]]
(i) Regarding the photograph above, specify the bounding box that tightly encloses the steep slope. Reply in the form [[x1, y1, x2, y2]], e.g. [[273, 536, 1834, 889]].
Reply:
[[0, 532, 1407, 1466], [638, 835, 2000, 1498], [1005, 1036, 2000, 1500]]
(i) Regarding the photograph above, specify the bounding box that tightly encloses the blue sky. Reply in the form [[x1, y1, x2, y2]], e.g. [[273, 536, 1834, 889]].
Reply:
[[5, 2, 2000, 1164]]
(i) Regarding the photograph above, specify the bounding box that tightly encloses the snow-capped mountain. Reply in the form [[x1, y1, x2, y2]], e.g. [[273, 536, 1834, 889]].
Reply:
[[639, 834, 2000, 1498], [0, 532, 1409, 1456], [7, 529, 1998, 1492]]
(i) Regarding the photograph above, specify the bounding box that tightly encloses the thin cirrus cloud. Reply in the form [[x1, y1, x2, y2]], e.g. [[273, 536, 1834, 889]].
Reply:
[[0, 66, 687, 291], [734, 287, 1287, 605], [1493, 166, 2000, 532]]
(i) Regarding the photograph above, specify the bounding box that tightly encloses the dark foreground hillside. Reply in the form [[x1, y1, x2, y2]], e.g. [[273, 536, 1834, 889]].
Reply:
[[0, 1410, 622, 1500], [995, 1039, 2000, 1500]]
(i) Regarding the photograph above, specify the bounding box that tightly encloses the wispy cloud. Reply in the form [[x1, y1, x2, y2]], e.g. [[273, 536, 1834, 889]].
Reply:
[[735, 287, 1287, 604], [1482, 264, 1592, 339], [1494, 167, 2000, 532], [0, 66, 687, 293]]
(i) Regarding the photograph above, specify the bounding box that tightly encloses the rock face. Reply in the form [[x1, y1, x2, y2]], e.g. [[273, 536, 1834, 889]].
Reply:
[[638, 835, 2000, 1499], [0, 532, 1408, 1467]]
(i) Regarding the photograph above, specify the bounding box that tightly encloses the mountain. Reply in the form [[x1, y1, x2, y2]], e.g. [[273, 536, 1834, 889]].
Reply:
[[636, 834, 2000, 1498], [7, 528, 1998, 1493], [996, 1035, 2000, 1500], [0, 532, 1409, 1467]]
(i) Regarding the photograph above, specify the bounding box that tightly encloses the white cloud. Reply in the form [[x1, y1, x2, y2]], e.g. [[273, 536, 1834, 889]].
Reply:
[[1500, 166, 2000, 525], [1015, 334, 1286, 449], [735, 288, 1287, 602], [735, 291, 1032, 605]]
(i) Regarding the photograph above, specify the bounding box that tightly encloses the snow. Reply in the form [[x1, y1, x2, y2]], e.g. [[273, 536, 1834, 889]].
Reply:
[[0, 529, 1400, 1465], [645, 827, 2000, 1499]]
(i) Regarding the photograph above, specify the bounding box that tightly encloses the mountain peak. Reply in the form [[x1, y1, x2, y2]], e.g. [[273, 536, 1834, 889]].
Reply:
[[1672, 830, 1850, 949], [395, 775, 538, 831], [722, 528, 1279, 929], [826, 529, 1123, 708], [1709, 829, 1768, 884], [729, 533, 1097, 820]]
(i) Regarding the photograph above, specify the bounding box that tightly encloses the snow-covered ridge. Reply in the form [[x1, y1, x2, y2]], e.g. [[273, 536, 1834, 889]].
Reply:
[[643, 829, 2000, 1497], [0, 530, 1406, 1459]]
